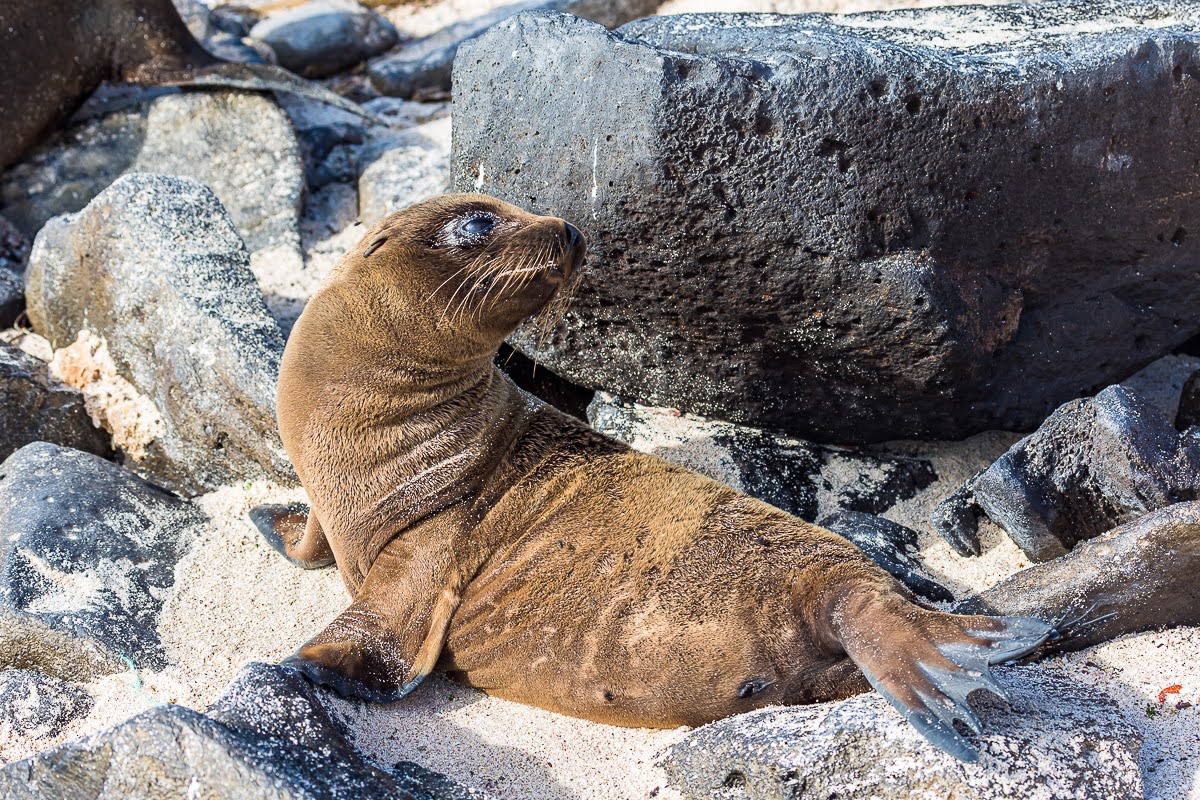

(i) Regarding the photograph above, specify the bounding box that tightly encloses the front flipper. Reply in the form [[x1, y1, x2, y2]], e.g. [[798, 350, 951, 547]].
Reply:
[[832, 592, 1051, 762], [281, 536, 464, 703], [249, 503, 335, 569]]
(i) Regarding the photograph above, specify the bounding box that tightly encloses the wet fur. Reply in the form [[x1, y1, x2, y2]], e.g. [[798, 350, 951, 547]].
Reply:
[[272, 194, 1050, 759]]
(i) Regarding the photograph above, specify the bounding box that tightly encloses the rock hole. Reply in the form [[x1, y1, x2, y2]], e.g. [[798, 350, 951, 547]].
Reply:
[[753, 114, 774, 136], [1173, 64, 1183, 82], [1172, 227, 1188, 246], [904, 94, 922, 115], [723, 771, 747, 788], [868, 78, 887, 99]]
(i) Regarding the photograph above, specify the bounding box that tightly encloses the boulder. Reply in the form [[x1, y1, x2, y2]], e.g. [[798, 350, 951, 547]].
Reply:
[[0, 88, 306, 326], [0, 670, 92, 740], [452, 3, 1200, 443], [358, 116, 452, 225], [0, 341, 111, 461], [588, 393, 935, 521], [0, 662, 489, 800], [0, 442, 207, 674], [932, 385, 1200, 561], [368, 0, 661, 98], [25, 173, 294, 495], [661, 669, 1144, 800], [249, 0, 400, 78], [816, 511, 952, 602]]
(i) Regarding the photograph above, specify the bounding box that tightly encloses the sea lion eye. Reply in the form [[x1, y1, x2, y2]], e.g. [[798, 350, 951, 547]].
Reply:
[[459, 213, 497, 238]]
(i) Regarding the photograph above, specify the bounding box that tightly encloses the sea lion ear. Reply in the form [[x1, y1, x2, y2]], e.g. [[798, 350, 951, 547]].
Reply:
[[362, 236, 388, 258]]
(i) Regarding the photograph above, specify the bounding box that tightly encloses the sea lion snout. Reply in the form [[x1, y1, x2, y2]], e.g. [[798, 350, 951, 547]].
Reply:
[[557, 221, 586, 280]]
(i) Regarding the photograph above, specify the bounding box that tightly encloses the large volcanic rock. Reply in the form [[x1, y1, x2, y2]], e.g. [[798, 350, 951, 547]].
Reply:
[[452, 2, 1200, 443]]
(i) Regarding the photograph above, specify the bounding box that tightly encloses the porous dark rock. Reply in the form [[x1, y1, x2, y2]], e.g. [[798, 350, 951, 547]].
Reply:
[[24, 173, 295, 495], [1177, 368, 1200, 430], [0, 662, 489, 800], [453, 3, 1200, 443], [661, 669, 1143, 800], [816, 511, 952, 602], [249, 0, 400, 78], [0, 442, 207, 674], [0, 341, 111, 461], [0, 214, 28, 328], [932, 385, 1200, 561], [588, 393, 935, 521], [368, 0, 661, 98], [0, 88, 306, 320], [954, 501, 1200, 653], [0, 670, 92, 740]]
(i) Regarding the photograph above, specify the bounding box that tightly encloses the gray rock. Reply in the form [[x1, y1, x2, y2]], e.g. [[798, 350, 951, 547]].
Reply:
[[358, 119, 452, 225], [0, 88, 306, 324], [933, 385, 1200, 561], [0, 670, 92, 739], [955, 501, 1200, 654], [250, 0, 399, 78], [0, 341, 111, 461], [174, 0, 274, 64], [0, 662, 489, 800], [1177, 367, 1200, 430], [452, 4, 1200, 443], [661, 669, 1144, 800], [816, 511, 953, 602], [588, 393, 935, 521], [368, 0, 660, 98], [25, 173, 295, 495], [0, 442, 207, 674]]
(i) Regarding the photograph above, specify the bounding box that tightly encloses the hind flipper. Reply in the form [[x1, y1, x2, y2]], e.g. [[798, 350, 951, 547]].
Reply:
[[249, 503, 335, 569], [832, 592, 1051, 762]]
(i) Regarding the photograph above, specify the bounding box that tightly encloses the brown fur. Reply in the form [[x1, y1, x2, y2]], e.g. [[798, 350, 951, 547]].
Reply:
[[272, 194, 1046, 748]]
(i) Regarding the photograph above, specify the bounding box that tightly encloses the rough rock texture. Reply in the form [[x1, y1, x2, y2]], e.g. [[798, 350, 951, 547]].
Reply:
[[955, 501, 1200, 653], [0, 341, 112, 461], [815, 510, 952, 602], [933, 385, 1200, 561], [0, 89, 306, 318], [358, 117, 452, 225], [0, 214, 28, 328], [453, 3, 1200, 443], [0, 442, 207, 674], [588, 393, 935, 521], [250, 0, 399, 78], [0, 662, 488, 800], [368, 0, 661, 98], [661, 669, 1144, 800], [0, 670, 92, 740], [24, 174, 295, 495], [1177, 367, 1200, 429]]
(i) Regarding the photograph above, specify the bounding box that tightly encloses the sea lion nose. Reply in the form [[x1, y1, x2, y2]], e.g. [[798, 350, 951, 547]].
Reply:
[[564, 222, 584, 252]]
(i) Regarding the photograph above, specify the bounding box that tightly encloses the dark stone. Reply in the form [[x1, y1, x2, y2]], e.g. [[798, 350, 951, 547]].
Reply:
[[0, 214, 28, 328], [1177, 368, 1200, 429], [932, 385, 1200, 561], [660, 669, 1142, 800], [452, 4, 1200, 443], [368, 0, 660, 98], [25, 173, 296, 496], [249, 0, 400, 79], [0, 670, 92, 739], [0, 662, 490, 800], [816, 511, 953, 602], [0, 341, 111, 461], [497, 343, 594, 420], [588, 394, 935, 521], [0, 442, 207, 673]]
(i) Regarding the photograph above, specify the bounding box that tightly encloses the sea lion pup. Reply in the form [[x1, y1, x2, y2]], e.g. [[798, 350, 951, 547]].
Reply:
[[0, 0, 378, 171], [259, 193, 1053, 762]]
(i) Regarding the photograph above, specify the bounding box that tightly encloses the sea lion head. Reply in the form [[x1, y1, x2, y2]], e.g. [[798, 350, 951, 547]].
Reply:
[[338, 193, 585, 362]]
